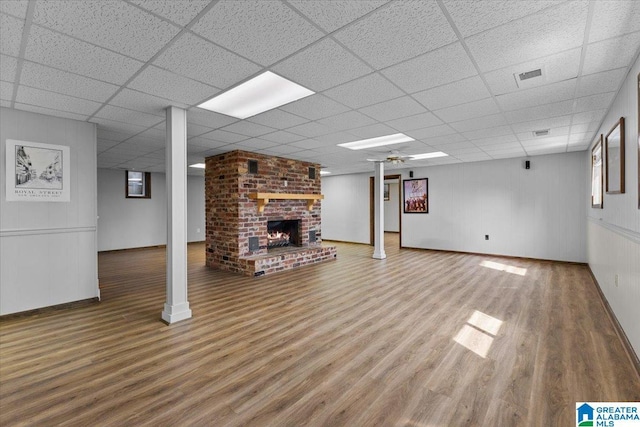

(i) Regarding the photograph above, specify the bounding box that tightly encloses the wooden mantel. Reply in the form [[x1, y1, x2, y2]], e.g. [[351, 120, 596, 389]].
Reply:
[[248, 192, 324, 213]]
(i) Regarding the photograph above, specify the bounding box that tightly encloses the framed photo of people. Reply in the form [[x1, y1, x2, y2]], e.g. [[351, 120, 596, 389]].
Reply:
[[403, 178, 428, 213], [591, 135, 603, 209]]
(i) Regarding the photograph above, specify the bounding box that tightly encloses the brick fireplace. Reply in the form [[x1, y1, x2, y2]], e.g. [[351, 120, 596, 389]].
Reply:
[[205, 150, 336, 276]]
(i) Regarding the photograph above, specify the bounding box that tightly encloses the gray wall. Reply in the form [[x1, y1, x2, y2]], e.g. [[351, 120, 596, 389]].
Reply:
[[586, 56, 639, 357], [0, 107, 98, 315], [322, 151, 587, 263], [97, 168, 205, 251]]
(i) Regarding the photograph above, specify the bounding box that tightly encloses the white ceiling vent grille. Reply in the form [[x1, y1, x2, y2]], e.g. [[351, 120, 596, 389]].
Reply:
[[514, 66, 546, 89], [533, 129, 550, 137]]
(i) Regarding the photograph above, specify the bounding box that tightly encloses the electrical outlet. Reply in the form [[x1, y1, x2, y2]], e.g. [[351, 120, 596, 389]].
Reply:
[[485, 235, 489, 240], [615, 274, 619, 287]]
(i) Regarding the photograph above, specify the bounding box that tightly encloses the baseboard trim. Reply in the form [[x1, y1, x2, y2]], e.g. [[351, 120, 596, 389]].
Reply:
[[587, 266, 640, 381], [99, 241, 206, 253], [0, 297, 100, 320], [399, 245, 587, 265]]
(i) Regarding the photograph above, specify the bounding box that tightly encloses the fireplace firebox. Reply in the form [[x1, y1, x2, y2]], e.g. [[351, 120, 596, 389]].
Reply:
[[267, 220, 301, 249]]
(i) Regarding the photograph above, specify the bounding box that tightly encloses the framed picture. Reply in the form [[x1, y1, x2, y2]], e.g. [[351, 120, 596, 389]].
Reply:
[[591, 136, 603, 208], [384, 183, 390, 201], [637, 73, 639, 209], [605, 117, 625, 194], [126, 170, 151, 199], [403, 178, 428, 213], [5, 139, 70, 202]]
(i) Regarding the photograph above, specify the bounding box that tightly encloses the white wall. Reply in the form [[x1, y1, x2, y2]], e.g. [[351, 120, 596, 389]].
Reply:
[[322, 152, 586, 262], [322, 173, 371, 244], [587, 56, 640, 357], [97, 168, 205, 251], [384, 181, 400, 232], [0, 107, 98, 315]]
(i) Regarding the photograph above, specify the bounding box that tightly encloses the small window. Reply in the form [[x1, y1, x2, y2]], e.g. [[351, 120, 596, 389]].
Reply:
[[126, 171, 151, 199]]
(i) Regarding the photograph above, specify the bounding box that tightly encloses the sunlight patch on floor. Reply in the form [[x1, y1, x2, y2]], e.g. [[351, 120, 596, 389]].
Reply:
[[480, 260, 527, 276], [453, 310, 504, 358]]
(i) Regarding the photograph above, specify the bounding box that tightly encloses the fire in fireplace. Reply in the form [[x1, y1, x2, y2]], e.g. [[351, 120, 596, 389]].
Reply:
[[267, 220, 301, 249]]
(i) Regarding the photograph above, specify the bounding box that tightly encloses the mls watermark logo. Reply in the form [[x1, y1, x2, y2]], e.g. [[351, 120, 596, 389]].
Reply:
[[577, 402, 640, 426]]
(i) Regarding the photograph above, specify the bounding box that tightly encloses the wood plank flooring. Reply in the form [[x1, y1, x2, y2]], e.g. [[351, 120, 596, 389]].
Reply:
[[1, 235, 639, 426]]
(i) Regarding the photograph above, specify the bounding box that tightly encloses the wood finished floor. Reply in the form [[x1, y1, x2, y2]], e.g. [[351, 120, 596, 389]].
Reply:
[[1, 234, 639, 426]]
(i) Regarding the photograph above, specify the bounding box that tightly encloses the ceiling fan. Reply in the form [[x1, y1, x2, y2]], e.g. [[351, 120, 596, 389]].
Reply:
[[366, 150, 412, 165]]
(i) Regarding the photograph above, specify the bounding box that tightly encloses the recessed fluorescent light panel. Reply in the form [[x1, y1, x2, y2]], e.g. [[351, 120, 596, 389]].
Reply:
[[197, 71, 315, 119], [338, 133, 414, 150], [410, 151, 448, 160], [320, 170, 331, 175], [189, 163, 206, 169]]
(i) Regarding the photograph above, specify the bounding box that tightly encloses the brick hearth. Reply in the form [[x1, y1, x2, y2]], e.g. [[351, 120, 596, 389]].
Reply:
[[205, 150, 336, 276]]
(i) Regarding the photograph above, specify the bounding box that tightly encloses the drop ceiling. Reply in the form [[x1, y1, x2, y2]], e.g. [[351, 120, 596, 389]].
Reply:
[[1, 0, 639, 176]]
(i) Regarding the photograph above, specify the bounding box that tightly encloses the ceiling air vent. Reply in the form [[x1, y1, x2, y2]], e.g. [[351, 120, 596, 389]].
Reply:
[[518, 69, 542, 81], [533, 129, 550, 137], [514, 66, 545, 88]]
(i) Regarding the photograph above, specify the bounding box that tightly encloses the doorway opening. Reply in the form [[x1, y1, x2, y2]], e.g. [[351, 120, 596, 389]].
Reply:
[[369, 174, 402, 248]]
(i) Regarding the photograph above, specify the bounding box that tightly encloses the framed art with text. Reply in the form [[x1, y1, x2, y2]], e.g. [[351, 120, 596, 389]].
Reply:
[[591, 135, 603, 209], [403, 178, 428, 213], [5, 139, 70, 202], [605, 117, 625, 194]]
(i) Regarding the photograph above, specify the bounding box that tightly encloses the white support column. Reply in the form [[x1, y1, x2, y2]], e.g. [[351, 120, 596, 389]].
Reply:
[[372, 161, 386, 260], [162, 106, 192, 324]]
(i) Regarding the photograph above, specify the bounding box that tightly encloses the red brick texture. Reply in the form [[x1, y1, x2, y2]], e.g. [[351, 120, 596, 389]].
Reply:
[[205, 150, 336, 276]]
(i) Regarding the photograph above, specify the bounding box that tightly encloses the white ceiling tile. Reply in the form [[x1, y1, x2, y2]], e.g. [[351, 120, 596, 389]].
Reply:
[[387, 112, 442, 132], [469, 134, 519, 147], [570, 122, 598, 135], [259, 143, 306, 155], [413, 76, 490, 111], [461, 125, 514, 140], [259, 130, 304, 144], [405, 124, 458, 140], [20, 61, 119, 103], [382, 43, 477, 93], [567, 143, 589, 152], [188, 137, 230, 150], [95, 105, 163, 127], [25, 25, 143, 84], [314, 131, 364, 144], [33, 1, 180, 60], [0, 0, 28, 18], [525, 145, 567, 155], [192, 0, 323, 66], [280, 94, 350, 120], [504, 99, 574, 124], [480, 143, 524, 152], [0, 99, 11, 107], [289, 139, 334, 150], [465, 1, 588, 72], [359, 96, 426, 121], [187, 108, 238, 128], [572, 109, 606, 125], [443, 0, 564, 37], [1, 13, 24, 56], [509, 115, 572, 133], [16, 85, 101, 116], [495, 79, 576, 111], [430, 141, 476, 151], [91, 117, 148, 135], [0, 54, 18, 83], [288, 0, 388, 33], [97, 129, 132, 142], [233, 138, 279, 151], [449, 113, 508, 132], [110, 89, 188, 115], [521, 135, 567, 147], [0, 81, 12, 100], [247, 109, 308, 129], [221, 120, 277, 137], [489, 151, 526, 159], [435, 98, 500, 123], [582, 32, 640, 75], [97, 139, 120, 153], [588, 1, 640, 43], [272, 38, 372, 92], [334, 0, 457, 69], [454, 152, 492, 161], [415, 133, 467, 146], [324, 72, 404, 109], [574, 92, 615, 113], [577, 68, 627, 98], [347, 123, 397, 139], [198, 129, 248, 143], [138, 127, 166, 140], [316, 110, 377, 131], [154, 32, 261, 89], [440, 147, 483, 155], [568, 132, 591, 144], [287, 121, 333, 138], [187, 123, 215, 138], [128, 0, 211, 26], [128, 65, 218, 105], [483, 48, 581, 96]]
